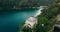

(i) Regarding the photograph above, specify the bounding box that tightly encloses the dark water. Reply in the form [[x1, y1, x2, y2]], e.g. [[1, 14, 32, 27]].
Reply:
[[0, 8, 38, 32]]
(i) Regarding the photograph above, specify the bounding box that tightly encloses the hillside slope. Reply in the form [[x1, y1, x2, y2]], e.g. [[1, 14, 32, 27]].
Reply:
[[0, 0, 54, 8]]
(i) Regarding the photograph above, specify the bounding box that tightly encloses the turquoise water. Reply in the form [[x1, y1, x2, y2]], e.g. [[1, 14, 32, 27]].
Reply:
[[0, 8, 38, 32]]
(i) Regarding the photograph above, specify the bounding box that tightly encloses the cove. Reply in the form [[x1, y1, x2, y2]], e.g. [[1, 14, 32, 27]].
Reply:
[[0, 8, 39, 32]]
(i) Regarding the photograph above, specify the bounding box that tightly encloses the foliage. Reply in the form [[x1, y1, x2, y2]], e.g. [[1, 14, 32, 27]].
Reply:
[[20, 0, 60, 32], [19, 22, 24, 27], [20, 27, 32, 32], [0, 0, 54, 8]]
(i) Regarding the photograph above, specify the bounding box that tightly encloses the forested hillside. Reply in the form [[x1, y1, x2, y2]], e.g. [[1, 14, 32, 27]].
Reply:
[[0, 0, 54, 8], [19, 0, 54, 7]]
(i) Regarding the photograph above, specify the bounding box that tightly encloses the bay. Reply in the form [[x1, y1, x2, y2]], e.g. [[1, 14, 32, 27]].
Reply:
[[0, 8, 38, 32]]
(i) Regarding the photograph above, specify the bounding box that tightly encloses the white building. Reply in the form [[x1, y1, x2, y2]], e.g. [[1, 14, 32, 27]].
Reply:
[[24, 16, 37, 28], [57, 14, 60, 21]]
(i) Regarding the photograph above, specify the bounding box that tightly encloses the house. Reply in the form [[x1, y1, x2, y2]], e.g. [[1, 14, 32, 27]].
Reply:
[[24, 16, 37, 28], [57, 14, 60, 21]]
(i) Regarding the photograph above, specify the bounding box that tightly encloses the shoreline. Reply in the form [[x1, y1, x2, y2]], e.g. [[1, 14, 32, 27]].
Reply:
[[34, 6, 45, 17], [0, 6, 47, 11]]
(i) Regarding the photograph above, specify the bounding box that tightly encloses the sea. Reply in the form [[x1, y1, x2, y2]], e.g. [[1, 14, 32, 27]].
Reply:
[[0, 8, 39, 32]]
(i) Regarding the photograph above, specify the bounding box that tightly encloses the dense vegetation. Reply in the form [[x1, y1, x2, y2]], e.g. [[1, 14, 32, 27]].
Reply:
[[0, 0, 54, 9], [20, 0, 60, 32], [19, 0, 54, 7]]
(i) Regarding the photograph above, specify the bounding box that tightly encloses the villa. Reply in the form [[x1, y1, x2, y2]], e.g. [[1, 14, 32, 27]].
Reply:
[[24, 16, 38, 28]]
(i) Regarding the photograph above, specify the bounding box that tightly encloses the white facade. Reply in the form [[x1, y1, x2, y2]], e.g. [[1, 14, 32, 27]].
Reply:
[[57, 14, 60, 21], [24, 16, 37, 28]]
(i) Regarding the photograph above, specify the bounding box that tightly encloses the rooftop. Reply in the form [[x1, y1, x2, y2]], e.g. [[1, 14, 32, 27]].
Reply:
[[27, 16, 37, 22]]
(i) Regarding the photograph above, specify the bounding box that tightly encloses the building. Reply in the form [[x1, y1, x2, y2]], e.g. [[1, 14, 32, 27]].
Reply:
[[57, 14, 60, 21], [24, 16, 37, 28]]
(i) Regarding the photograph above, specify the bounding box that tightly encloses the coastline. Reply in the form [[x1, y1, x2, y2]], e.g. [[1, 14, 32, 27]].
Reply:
[[19, 6, 46, 32], [0, 6, 47, 11], [34, 6, 45, 17]]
